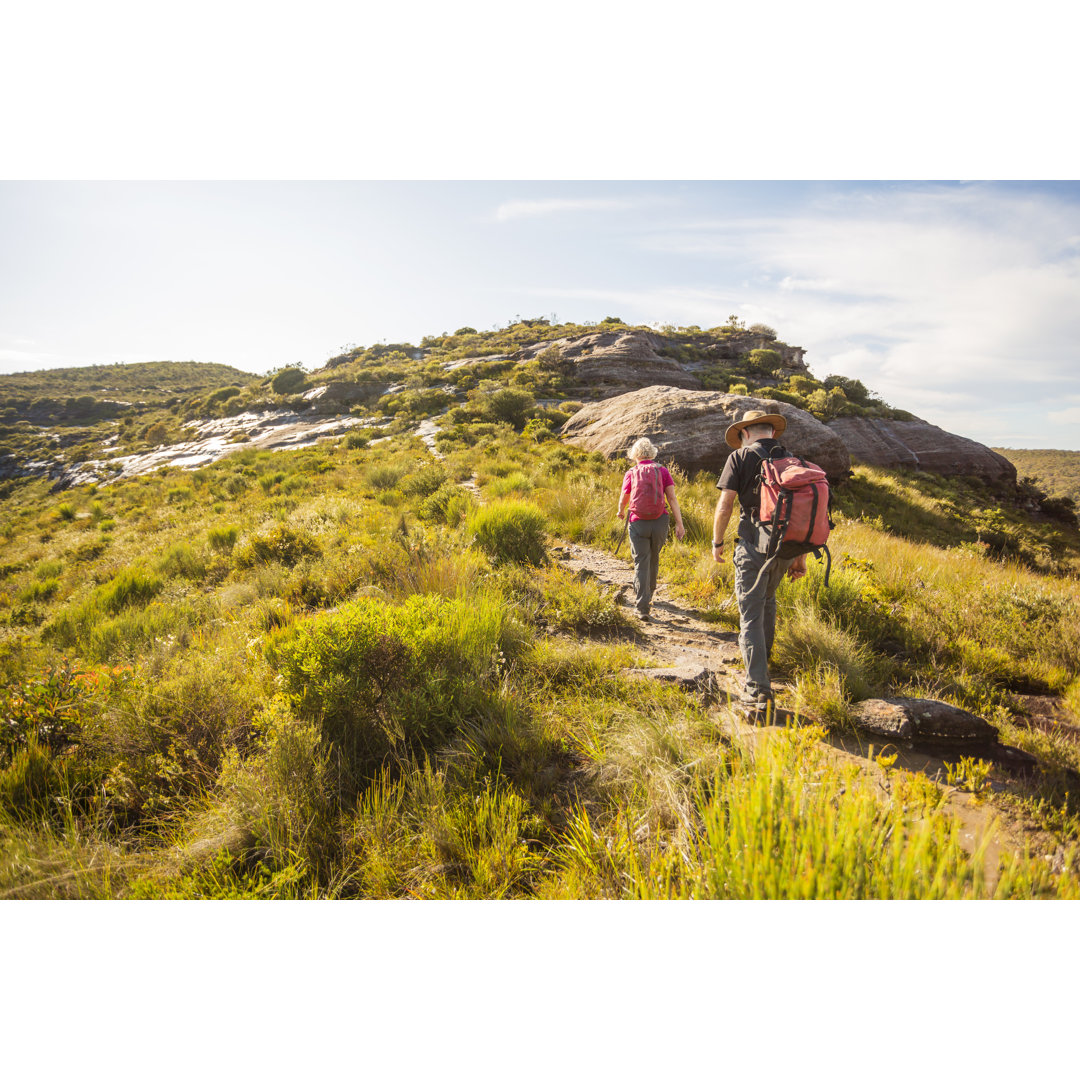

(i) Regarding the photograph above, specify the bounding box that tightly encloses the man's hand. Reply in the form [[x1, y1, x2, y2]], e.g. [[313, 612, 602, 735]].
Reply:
[[787, 554, 808, 580], [711, 540, 724, 563], [674, 522, 685, 540]]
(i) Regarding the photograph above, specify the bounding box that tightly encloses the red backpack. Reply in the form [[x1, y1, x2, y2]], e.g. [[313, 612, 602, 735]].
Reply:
[[752, 445, 833, 582], [628, 463, 667, 520]]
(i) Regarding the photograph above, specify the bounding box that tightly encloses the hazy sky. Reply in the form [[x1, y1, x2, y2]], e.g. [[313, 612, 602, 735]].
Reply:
[[3, 180, 1079, 449]]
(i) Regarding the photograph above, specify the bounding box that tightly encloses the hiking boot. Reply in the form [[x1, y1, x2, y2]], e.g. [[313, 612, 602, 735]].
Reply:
[[637, 611, 651, 622], [740, 688, 773, 706]]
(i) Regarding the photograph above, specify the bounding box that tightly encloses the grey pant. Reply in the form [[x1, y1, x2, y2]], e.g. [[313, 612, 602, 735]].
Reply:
[[733, 540, 793, 695], [628, 515, 669, 614]]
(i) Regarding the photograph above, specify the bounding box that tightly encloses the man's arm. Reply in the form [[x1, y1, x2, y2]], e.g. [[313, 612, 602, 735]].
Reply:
[[712, 489, 737, 562]]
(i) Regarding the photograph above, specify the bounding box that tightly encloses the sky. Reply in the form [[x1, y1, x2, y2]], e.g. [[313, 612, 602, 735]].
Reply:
[[2, 179, 1080, 450]]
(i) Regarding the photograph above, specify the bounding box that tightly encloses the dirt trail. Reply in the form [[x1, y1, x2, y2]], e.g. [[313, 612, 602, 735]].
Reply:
[[552, 538, 1054, 889], [554, 539, 742, 683]]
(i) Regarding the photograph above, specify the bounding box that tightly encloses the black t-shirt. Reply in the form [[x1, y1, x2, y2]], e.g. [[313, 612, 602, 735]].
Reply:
[[716, 438, 784, 544]]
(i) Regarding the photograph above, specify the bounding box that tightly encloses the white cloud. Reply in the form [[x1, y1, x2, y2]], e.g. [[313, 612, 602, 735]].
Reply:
[[494, 198, 641, 222], [779, 276, 840, 292], [632, 186, 1080, 446], [1047, 406, 1080, 425]]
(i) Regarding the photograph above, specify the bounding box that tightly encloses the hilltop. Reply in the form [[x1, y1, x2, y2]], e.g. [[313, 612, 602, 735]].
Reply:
[[1, 317, 1079, 899], [0, 317, 1034, 496]]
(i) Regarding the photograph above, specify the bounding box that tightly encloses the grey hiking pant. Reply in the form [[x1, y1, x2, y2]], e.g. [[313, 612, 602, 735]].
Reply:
[[733, 539, 793, 695], [628, 515, 669, 614]]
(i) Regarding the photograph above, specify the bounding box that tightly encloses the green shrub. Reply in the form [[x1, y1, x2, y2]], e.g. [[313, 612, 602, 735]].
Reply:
[[265, 593, 512, 785], [157, 542, 209, 580], [417, 482, 456, 523], [442, 490, 475, 527], [368, 464, 406, 491], [271, 368, 308, 395], [343, 429, 371, 450], [486, 388, 535, 429], [234, 525, 321, 568], [0, 658, 93, 763], [18, 578, 59, 604], [258, 471, 286, 493], [34, 559, 64, 580], [747, 348, 782, 372], [96, 566, 164, 615], [401, 465, 448, 499], [467, 501, 547, 567], [207, 524, 239, 553], [73, 540, 107, 565], [487, 471, 533, 498]]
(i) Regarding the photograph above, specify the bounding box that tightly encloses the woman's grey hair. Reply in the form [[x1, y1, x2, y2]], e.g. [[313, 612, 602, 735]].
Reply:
[[629, 437, 658, 461]]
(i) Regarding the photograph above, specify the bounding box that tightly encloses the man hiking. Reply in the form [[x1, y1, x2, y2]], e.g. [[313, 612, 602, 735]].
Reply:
[[712, 410, 807, 707]]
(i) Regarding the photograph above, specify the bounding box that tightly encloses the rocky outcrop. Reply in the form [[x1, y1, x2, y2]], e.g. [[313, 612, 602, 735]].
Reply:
[[826, 417, 1017, 484], [516, 331, 702, 396], [561, 386, 851, 479], [693, 330, 807, 371]]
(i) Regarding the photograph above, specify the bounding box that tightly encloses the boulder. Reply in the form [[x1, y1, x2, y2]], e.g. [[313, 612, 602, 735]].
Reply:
[[826, 417, 1017, 484], [517, 331, 702, 396], [851, 697, 997, 746], [561, 386, 851, 479]]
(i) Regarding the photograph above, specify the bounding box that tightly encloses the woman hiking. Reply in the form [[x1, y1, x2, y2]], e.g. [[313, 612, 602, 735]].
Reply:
[[616, 438, 685, 621]]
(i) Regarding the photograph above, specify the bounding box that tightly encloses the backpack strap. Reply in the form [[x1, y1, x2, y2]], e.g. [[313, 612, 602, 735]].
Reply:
[[749, 443, 786, 523]]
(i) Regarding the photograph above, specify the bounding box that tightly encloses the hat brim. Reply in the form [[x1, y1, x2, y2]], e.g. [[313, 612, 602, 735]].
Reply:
[[724, 412, 787, 449]]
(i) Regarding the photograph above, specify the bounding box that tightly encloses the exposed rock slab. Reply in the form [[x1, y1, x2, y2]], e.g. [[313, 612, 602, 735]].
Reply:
[[561, 386, 851, 479], [517, 331, 702, 396], [827, 417, 1017, 484], [47, 409, 375, 489]]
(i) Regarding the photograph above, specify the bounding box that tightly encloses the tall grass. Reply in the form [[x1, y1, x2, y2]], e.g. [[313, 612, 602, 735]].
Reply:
[[467, 500, 547, 566], [620, 727, 1076, 899]]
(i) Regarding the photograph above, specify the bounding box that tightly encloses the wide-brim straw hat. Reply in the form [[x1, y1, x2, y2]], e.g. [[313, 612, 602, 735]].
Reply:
[[724, 409, 787, 450]]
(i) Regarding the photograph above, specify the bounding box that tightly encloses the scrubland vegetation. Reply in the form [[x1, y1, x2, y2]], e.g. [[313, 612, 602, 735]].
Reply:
[[3, 322, 1080, 899], [995, 447, 1080, 506]]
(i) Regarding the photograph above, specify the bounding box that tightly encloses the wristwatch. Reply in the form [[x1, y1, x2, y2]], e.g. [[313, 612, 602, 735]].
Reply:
[[712, 541, 723, 548]]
